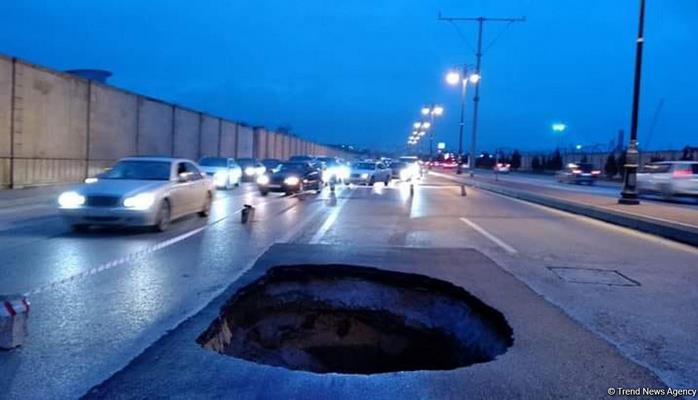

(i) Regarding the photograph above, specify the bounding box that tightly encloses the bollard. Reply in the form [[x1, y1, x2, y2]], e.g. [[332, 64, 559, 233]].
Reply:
[[409, 183, 414, 196], [241, 204, 255, 224], [1, 295, 30, 349], [330, 181, 336, 192], [461, 185, 467, 197]]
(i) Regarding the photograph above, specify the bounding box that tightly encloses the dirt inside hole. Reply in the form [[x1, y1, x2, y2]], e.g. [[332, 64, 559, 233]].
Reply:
[[198, 265, 513, 374]]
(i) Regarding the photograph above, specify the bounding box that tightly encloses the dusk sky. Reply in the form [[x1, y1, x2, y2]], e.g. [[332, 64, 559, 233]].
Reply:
[[1, 0, 696, 153]]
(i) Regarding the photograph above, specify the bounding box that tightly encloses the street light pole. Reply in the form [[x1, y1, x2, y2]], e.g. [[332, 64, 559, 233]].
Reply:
[[619, 0, 646, 205], [457, 65, 468, 156]]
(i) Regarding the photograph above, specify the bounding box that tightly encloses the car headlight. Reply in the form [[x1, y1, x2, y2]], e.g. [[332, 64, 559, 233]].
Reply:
[[58, 191, 85, 208], [322, 170, 332, 182], [284, 176, 300, 186], [123, 193, 156, 210], [400, 169, 410, 180], [338, 166, 350, 179], [244, 167, 256, 176], [257, 175, 270, 185], [213, 171, 227, 185], [84, 177, 98, 184], [256, 166, 266, 175], [361, 173, 369, 179]]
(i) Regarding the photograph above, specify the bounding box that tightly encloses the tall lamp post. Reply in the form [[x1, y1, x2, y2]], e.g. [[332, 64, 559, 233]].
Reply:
[[446, 68, 481, 175], [619, 0, 646, 205], [420, 105, 443, 157]]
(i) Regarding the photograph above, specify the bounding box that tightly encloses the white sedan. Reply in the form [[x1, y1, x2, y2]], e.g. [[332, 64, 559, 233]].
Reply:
[[347, 161, 392, 186], [637, 161, 698, 198], [58, 157, 215, 231], [198, 157, 242, 190]]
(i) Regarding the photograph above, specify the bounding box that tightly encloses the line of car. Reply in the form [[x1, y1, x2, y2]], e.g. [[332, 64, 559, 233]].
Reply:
[[55, 154, 426, 233]]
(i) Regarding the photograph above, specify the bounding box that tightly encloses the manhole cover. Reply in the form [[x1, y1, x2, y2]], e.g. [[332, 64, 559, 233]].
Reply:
[[548, 267, 640, 286], [197, 265, 513, 374]]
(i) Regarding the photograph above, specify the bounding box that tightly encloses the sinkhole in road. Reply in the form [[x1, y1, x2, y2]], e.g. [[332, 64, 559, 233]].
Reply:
[[197, 265, 513, 374]]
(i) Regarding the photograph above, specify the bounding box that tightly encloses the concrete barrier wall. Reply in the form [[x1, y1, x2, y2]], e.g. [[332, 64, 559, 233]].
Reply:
[[0, 56, 12, 186], [12, 61, 88, 186], [137, 98, 173, 156], [0, 55, 350, 187], [88, 83, 138, 175], [199, 115, 220, 158], [173, 107, 199, 160], [220, 121, 237, 157], [237, 125, 254, 159]]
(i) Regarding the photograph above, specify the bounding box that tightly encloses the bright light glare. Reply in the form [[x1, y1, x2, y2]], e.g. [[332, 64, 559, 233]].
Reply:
[[422, 122, 431, 129], [552, 123, 567, 132], [84, 177, 98, 184], [244, 166, 256, 176], [433, 106, 444, 116], [58, 191, 85, 208], [575, 144, 582, 150], [284, 176, 300, 186], [213, 171, 228, 186], [123, 192, 155, 210], [469, 74, 481, 83], [413, 122, 422, 129], [446, 71, 461, 85], [256, 175, 270, 185], [418, 131, 426, 137], [421, 107, 430, 115]]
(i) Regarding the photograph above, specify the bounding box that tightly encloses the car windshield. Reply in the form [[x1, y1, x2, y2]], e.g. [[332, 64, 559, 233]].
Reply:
[[100, 160, 171, 180], [277, 162, 307, 172], [352, 162, 375, 170], [237, 158, 255, 167], [198, 158, 227, 167]]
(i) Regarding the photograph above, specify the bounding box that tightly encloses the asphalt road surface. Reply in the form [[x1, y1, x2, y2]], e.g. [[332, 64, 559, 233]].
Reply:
[[0, 173, 696, 399]]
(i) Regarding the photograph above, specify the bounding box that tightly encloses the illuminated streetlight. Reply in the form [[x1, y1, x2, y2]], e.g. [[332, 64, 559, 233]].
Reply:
[[446, 71, 461, 85], [413, 122, 422, 129], [552, 123, 567, 132], [469, 73, 481, 84]]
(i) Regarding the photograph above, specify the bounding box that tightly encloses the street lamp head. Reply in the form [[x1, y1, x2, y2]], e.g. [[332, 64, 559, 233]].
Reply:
[[575, 144, 582, 150], [413, 122, 422, 129], [422, 122, 432, 129], [446, 71, 461, 86], [433, 106, 444, 116], [418, 131, 426, 137], [552, 123, 567, 132], [421, 107, 431, 115], [469, 73, 481, 84]]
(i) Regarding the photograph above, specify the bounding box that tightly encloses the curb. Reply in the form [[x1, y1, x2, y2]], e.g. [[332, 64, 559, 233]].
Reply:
[[437, 173, 698, 247]]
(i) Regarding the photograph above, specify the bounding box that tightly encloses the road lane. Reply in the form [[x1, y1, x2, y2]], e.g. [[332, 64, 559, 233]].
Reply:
[[322, 173, 698, 388], [0, 184, 354, 399]]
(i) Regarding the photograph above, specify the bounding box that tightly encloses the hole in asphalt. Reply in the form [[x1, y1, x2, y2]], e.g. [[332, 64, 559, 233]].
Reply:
[[197, 265, 513, 374]]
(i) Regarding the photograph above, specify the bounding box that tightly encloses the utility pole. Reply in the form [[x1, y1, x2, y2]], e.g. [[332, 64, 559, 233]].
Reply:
[[439, 14, 525, 176]]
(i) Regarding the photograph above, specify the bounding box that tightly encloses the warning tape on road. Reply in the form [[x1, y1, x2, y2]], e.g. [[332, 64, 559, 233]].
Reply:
[[1, 298, 30, 317]]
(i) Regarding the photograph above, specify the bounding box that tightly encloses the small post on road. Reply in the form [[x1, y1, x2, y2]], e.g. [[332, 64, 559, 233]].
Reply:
[[461, 184, 467, 197], [410, 183, 414, 196], [241, 204, 255, 224]]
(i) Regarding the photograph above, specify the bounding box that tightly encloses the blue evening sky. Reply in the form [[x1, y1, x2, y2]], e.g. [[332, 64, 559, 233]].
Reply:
[[0, 0, 696, 152]]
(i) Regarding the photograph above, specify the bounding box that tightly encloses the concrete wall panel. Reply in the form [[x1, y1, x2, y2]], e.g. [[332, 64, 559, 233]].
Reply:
[[237, 125, 254, 158], [0, 56, 11, 159], [89, 83, 137, 161], [173, 108, 199, 160], [137, 98, 173, 155], [220, 121, 237, 157], [13, 62, 88, 159], [199, 115, 220, 157]]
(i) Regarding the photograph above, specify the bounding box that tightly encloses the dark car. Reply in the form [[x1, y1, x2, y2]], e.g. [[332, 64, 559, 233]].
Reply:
[[257, 162, 323, 196], [238, 158, 266, 181], [555, 162, 601, 185], [261, 158, 282, 171]]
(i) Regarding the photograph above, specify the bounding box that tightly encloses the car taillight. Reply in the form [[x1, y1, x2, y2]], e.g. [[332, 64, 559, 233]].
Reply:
[[592, 170, 601, 175], [572, 169, 582, 174], [673, 169, 692, 178]]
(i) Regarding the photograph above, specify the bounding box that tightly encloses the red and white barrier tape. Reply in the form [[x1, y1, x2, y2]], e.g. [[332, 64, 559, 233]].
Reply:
[[2, 298, 30, 317]]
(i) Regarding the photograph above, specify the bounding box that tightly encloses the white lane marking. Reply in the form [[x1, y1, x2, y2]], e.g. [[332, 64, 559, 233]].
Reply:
[[460, 217, 519, 255], [309, 193, 351, 244], [23, 226, 207, 296], [480, 189, 698, 256]]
